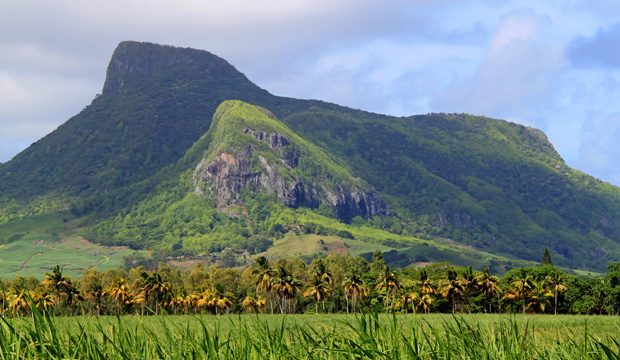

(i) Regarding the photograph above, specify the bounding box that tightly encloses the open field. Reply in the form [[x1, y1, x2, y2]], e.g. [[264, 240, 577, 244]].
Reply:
[[2, 312, 620, 359], [259, 233, 393, 259], [0, 214, 140, 278]]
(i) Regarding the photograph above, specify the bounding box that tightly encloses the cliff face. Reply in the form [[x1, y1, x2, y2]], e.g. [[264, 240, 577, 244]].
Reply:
[[192, 101, 388, 223]]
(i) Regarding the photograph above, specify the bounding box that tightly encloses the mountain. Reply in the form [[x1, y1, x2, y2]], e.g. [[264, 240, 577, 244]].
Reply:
[[1, 41, 620, 271]]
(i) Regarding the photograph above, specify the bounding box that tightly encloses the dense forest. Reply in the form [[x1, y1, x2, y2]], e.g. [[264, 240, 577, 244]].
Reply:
[[2, 251, 618, 317]]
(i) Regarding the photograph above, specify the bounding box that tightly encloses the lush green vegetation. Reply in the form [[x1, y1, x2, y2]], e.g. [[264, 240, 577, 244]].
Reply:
[[2, 310, 620, 359], [0, 251, 616, 317], [1, 255, 620, 358], [86, 101, 532, 272], [2, 41, 620, 272]]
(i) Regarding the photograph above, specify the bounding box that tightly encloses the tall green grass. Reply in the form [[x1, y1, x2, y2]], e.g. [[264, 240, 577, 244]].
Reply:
[[0, 305, 619, 359]]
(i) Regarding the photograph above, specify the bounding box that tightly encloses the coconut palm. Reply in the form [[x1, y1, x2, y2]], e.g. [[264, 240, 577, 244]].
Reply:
[[271, 266, 301, 314], [304, 262, 333, 313], [44, 265, 81, 309], [343, 275, 368, 313], [397, 292, 419, 313], [527, 282, 554, 313], [215, 293, 234, 314], [253, 257, 275, 313], [85, 282, 104, 315], [140, 271, 172, 315], [439, 270, 464, 314], [416, 293, 434, 314], [504, 275, 535, 314], [545, 273, 568, 315], [304, 278, 330, 314], [475, 268, 501, 313], [196, 290, 217, 313], [242, 295, 266, 313], [33, 292, 56, 312], [8, 290, 29, 316], [376, 269, 400, 312], [418, 270, 436, 296], [105, 278, 134, 314]]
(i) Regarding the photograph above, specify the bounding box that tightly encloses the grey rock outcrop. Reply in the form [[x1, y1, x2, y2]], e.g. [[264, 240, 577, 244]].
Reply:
[[193, 129, 388, 223]]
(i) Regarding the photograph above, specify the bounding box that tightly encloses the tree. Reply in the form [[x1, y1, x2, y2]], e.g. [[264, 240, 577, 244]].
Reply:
[[541, 248, 553, 266], [140, 271, 172, 314], [242, 296, 266, 313], [545, 273, 568, 315], [8, 289, 29, 316], [527, 282, 553, 313], [475, 267, 501, 313], [343, 275, 368, 313], [304, 259, 333, 313], [504, 273, 535, 314], [271, 266, 301, 314], [439, 270, 464, 314], [253, 257, 275, 314], [376, 269, 400, 312], [105, 278, 134, 314]]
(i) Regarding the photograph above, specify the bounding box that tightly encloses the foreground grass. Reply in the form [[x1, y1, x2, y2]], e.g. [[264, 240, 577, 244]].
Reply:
[[2, 310, 620, 359]]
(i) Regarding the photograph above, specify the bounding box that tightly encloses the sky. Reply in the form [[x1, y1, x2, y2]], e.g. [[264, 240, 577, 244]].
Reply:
[[1, 1, 620, 184]]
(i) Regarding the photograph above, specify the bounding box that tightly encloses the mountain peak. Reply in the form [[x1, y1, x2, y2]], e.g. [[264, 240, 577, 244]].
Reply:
[[102, 41, 248, 95]]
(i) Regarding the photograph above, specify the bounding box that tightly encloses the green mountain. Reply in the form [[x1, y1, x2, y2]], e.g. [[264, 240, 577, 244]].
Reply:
[[1, 41, 620, 272]]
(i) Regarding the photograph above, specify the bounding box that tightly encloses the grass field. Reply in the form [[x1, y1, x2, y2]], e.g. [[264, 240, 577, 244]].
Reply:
[[0, 213, 140, 278], [259, 233, 392, 259], [2, 312, 620, 359]]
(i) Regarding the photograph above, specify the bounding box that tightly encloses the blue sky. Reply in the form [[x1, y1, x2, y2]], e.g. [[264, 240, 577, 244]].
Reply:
[[1, 1, 620, 184]]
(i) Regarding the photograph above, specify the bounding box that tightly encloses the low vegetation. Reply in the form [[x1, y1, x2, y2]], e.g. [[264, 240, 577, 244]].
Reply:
[[2, 309, 620, 359]]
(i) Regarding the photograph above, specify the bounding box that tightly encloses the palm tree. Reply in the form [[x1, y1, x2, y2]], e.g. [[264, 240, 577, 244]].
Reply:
[[105, 278, 134, 314], [545, 273, 568, 315], [43, 265, 82, 313], [140, 271, 172, 315], [196, 290, 217, 313], [304, 262, 333, 313], [504, 274, 535, 314], [8, 289, 29, 316], [418, 270, 436, 296], [33, 292, 56, 312], [397, 292, 418, 313], [271, 266, 301, 314], [376, 269, 400, 312], [343, 275, 368, 313], [215, 293, 234, 315], [304, 278, 330, 314], [253, 257, 275, 314], [527, 282, 554, 313], [242, 296, 266, 313], [416, 293, 434, 314], [439, 270, 464, 314], [475, 268, 501, 313], [85, 282, 104, 315]]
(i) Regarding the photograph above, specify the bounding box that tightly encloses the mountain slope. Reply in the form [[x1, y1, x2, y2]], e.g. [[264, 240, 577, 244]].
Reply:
[[87, 100, 528, 272], [1, 41, 620, 270]]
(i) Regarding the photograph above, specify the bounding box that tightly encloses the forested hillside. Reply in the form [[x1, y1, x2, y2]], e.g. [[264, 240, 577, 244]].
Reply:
[[1, 41, 620, 271]]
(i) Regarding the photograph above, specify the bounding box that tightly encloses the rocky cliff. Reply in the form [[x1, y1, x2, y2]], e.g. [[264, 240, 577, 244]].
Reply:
[[192, 101, 387, 223]]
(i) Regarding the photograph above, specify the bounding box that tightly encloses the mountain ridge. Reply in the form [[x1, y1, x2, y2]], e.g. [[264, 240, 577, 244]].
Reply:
[[1, 40, 620, 271]]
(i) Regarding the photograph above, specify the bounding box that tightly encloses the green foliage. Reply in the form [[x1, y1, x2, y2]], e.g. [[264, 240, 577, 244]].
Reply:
[[1, 42, 620, 272]]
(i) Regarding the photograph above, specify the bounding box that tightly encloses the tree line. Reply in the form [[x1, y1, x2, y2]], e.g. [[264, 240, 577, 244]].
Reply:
[[1, 251, 619, 316]]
